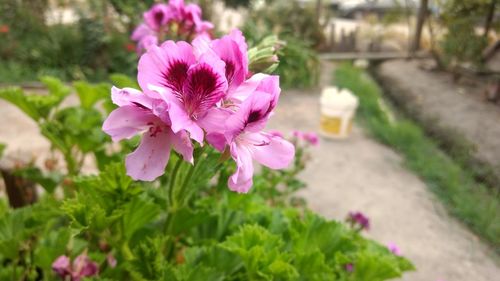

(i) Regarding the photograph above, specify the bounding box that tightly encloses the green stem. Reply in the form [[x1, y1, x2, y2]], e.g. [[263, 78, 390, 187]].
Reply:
[[169, 155, 183, 207]]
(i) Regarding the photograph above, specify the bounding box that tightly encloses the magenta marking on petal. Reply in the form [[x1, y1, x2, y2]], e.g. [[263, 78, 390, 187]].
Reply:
[[183, 64, 225, 117], [160, 60, 190, 94], [224, 60, 236, 85], [147, 122, 163, 137], [154, 11, 165, 27]]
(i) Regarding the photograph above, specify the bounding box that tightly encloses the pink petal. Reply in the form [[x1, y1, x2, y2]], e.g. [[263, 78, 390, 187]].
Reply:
[[181, 56, 227, 117], [137, 35, 158, 55], [228, 73, 270, 103], [138, 42, 195, 98], [211, 29, 248, 91], [170, 130, 194, 164], [197, 107, 233, 134], [228, 142, 254, 193], [143, 3, 171, 31], [167, 98, 204, 143], [131, 23, 154, 41], [206, 132, 226, 152], [111, 86, 153, 109], [125, 125, 172, 181], [52, 255, 71, 277], [250, 133, 295, 169], [102, 106, 157, 142]]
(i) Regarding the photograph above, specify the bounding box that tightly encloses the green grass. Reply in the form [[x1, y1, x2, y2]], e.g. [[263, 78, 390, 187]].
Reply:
[[334, 64, 500, 251]]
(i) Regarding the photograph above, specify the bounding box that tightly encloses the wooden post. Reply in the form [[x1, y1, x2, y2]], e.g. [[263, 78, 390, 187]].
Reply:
[[412, 0, 429, 53], [483, 0, 497, 39], [0, 156, 37, 208]]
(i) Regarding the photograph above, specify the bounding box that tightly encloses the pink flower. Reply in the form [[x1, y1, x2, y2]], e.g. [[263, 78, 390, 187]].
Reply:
[[104, 30, 294, 191], [345, 263, 354, 272], [131, 0, 214, 54], [52, 253, 99, 281], [387, 242, 401, 256], [143, 3, 171, 32], [102, 87, 193, 181], [303, 132, 319, 146], [293, 131, 319, 146], [347, 211, 370, 231], [138, 40, 228, 144], [106, 254, 117, 268], [206, 76, 295, 192], [137, 35, 158, 55]]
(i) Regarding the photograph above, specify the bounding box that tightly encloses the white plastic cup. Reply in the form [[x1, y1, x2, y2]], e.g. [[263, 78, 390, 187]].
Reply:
[[320, 87, 359, 139]]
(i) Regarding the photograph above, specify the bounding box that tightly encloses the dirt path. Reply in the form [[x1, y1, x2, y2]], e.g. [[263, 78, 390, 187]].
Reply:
[[266, 62, 499, 281], [376, 60, 500, 180]]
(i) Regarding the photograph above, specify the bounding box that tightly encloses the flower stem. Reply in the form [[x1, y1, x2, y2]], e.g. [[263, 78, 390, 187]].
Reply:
[[168, 155, 183, 207]]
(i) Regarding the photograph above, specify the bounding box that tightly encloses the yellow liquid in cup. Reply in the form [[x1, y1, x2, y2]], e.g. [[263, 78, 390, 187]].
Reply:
[[320, 115, 353, 136]]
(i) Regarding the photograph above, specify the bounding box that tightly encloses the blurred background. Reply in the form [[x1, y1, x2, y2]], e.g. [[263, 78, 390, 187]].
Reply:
[[1, 0, 499, 280]]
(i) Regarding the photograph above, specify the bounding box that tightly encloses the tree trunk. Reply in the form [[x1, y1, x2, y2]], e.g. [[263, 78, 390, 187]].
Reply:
[[316, 0, 323, 25], [483, 0, 496, 39], [412, 0, 429, 53]]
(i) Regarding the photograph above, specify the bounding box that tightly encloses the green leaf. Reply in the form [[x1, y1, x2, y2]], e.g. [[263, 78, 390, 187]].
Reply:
[[73, 81, 110, 109], [109, 73, 139, 89], [0, 87, 40, 120], [221, 224, 298, 280], [33, 228, 71, 270], [129, 236, 173, 280], [123, 196, 160, 239], [14, 166, 63, 193], [39, 76, 71, 100]]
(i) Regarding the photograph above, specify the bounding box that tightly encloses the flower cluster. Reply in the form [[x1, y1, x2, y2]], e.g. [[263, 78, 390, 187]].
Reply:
[[52, 253, 99, 281], [347, 211, 370, 231], [131, 0, 213, 54], [103, 29, 295, 193]]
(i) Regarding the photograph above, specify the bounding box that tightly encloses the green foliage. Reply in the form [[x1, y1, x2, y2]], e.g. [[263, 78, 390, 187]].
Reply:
[[243, 0, 320, 89], [0, 1, 137, 83], [334, 64, 500, 248], [441, 18, 488, 67], [438, 0, 495, 68], [110, 73, 140, 89], [0, 143, 5, 158]]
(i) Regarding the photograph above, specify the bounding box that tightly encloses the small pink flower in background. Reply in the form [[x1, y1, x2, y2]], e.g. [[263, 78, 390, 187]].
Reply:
[[292, 130, 304, 139], [143, 3, 171, 32], [303, 132, 319, 146], [387, 242, 401, 256], [107, 254, 117, 268], [52, 253, 99, 281], [345, 263, 354, 272], [0, 24, 9, 34], [292, 131, 319, 146], [131, 0, 213, 54], [347, 211, 370, 231]]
